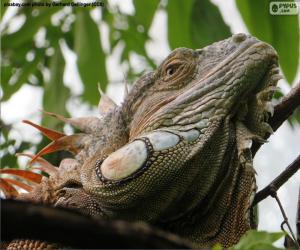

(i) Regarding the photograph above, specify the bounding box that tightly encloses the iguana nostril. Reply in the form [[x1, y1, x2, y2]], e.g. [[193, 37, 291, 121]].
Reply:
[[233, 33, 247, 43]]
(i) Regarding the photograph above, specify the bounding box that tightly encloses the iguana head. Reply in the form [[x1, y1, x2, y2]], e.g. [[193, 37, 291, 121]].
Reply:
[[1, 33, 280, 247]]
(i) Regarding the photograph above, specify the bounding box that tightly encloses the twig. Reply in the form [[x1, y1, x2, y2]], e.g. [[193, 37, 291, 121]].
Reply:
[[297, 188, 300, 243], [253, 154, 300, 206], [273, 192, 300, 249], [252, 82, 300, 155]]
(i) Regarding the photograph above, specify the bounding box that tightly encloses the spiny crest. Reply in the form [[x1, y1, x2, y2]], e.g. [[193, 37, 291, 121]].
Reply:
[[0, 87, 119, 199], [97, 83, 117, 115]]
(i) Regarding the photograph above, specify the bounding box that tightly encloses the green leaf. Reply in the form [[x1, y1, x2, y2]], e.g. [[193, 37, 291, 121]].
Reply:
[[2, 8, 58, 49], [42, 45, 69, 130], [1, 65, 13, 88], [167, 0, 195, 49], [1, 1, 9, 21], [167, 0, 231, 49], [236, 0, 299, 84], [235, 0, 272, 43], [74, 10, 107, 105], [120, 24, 156, 68], [231, 230, 285, 250], [190, 0, 231, 48], [271, 4, 299, 84], [212, 243, 223, 250], [1, 50, 42, 101], [133, 0, 159, 31]]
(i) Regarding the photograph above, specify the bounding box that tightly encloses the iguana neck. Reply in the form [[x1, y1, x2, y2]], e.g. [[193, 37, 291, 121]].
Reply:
[[155, 117, 254, 247]]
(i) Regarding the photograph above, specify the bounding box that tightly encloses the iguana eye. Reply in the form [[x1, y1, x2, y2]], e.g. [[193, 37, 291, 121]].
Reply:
[[166, 66, 176, 76]]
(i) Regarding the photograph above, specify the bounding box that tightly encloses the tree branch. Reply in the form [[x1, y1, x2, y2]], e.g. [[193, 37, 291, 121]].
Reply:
[[270, 82, 300, 131], [252, 82, 300, 155], [253, 154, 300, 206], [1, 199, 193, 249]]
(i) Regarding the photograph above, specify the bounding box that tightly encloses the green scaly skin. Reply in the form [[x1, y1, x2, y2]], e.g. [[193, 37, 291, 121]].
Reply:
[[8, 33, 280, 248]]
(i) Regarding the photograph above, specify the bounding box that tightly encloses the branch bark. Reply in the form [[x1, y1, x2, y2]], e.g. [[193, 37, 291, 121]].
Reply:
[[1, 199, 193, 249], [270, 83, 300, 131], [253, 154, 300, 206], [252, 82, 300, 155], [251, 82, 300, 205]]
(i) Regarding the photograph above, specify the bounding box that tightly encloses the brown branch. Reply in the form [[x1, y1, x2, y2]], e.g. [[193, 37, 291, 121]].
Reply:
[[253, 154, 300, 206], [1, 199, 193, 249], [252, 82, 300, 205], [270, 82, 300, 131], [252, 82, 300, 155]]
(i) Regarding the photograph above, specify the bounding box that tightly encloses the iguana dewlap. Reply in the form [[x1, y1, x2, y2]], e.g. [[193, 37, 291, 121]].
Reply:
[[1, 33, 280, 248]]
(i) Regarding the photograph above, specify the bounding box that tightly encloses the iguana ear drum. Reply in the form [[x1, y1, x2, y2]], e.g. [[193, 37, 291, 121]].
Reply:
[[100, 140, 148, 181], [99, 131, 180, 182]]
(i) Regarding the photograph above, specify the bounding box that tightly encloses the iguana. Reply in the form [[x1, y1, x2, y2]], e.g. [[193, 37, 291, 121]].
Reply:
[[1, 33, 281, 249]]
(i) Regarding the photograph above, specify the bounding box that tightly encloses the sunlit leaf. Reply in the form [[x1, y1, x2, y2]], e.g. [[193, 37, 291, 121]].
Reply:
[[231, 230, 285, 250], [74, 10, 107, 105], [236, 0, 299, 84]]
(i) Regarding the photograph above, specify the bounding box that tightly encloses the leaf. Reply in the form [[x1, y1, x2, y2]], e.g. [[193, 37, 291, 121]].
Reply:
[[133, 0, 159, 31], [167, 0, 231, 50], [120, 25, 156, 68], [1, 1, 8, 21], [1, 65, 13, 89], [74, 10, 107, 105], [212, 243, 223, 250], [1, 50, 43, 101], [190, 0, 231, 48], [42, 45, 69, 130], [167, 0, 195, 49], [235, 0, 272, 43], [2, 8, 58, 49], [236, 0, 299, 84], [271, 4, 299, 84], [231, 230, 285, 250]]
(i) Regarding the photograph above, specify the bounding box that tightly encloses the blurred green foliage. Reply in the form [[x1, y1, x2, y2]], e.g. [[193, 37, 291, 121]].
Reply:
[[1, 0, 299, 127], [1, 0, 299, 166]]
